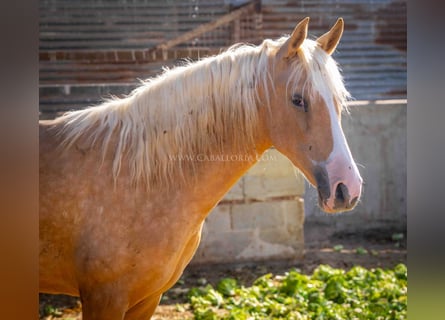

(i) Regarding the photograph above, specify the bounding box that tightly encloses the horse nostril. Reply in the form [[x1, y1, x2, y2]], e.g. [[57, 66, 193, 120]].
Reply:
[[333, 183, 358, 211], [335, 183, 346, 202], [334, 183, 352, 210]]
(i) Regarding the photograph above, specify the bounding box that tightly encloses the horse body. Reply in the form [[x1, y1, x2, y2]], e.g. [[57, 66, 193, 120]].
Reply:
[[40, 118, 270, 318], [40, 18, 362, 319]]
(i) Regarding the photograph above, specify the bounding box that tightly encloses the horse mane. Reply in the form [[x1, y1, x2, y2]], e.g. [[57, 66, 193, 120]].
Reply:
[[51, 36, 349, 189]]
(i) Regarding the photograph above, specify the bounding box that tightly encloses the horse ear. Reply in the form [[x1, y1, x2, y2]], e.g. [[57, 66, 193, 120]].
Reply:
[[316, 18, 344, 55], [277, 17, 309, 59]]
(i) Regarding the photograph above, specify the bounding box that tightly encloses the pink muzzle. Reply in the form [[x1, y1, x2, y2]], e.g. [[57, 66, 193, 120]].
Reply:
[[314, 152, 363, 213]]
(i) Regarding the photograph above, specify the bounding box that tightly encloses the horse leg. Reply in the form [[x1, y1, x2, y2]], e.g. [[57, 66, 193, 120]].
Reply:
[[123, 295, 162, 320], [79, 286, 128, 320]]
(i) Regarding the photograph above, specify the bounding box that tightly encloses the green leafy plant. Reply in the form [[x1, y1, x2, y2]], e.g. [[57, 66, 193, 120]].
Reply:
[[188, 264, 407, 319], [355, 247, 368, 255], [43, 304, 63, 317], [392, 233, 405, 248]]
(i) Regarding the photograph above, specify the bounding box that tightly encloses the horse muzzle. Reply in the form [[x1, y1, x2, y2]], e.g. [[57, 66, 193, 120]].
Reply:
[[313, 162, 362, 213]]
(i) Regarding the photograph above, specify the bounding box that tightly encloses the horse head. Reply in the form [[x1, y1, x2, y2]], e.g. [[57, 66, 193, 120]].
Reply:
[[261, 17, 362, 213]]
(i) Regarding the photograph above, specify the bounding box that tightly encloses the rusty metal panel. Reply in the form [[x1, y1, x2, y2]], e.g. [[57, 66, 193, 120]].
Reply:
[[39, 0, 406, 112], [39, 0, 230, 50], [260, 0, 406, 100]]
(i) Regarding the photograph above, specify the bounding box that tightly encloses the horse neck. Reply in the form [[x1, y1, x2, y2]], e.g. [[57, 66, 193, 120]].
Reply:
[[172, 105, 271, 221], [129, 54, 274, 215], [180, 133, 271, 218], [98, 99, 272, 224], [58, 50, 273, 217]]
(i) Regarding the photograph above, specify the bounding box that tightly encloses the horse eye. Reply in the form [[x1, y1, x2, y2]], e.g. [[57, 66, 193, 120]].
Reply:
[[291, 94, 308, 112]]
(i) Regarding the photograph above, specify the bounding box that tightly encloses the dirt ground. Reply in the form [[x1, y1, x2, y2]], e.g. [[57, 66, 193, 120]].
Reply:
[[39, 224, 407, 319]]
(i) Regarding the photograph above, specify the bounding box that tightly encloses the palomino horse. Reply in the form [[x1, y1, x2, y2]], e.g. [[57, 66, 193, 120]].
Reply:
[[40, 17, 362, 319]]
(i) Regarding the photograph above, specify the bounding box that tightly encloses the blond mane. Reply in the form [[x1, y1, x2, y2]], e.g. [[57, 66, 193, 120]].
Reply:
[[52, 36, 349, 189]]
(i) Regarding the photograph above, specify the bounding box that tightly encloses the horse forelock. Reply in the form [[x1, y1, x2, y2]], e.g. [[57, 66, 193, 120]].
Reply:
[[282, 38, 351, 113], [53, 42, 274, 189]]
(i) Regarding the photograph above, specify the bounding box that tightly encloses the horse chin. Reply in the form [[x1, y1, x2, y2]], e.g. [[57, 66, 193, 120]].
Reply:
[[318, 199, 347, 214]]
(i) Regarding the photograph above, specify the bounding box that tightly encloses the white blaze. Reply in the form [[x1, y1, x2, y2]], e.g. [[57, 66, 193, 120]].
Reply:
[[320, 96, 362, 210]]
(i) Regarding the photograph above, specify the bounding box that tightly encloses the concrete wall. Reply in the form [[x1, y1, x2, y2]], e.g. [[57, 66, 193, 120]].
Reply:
[[192, 100, 406, 264], [191, 149, 306, 264], [304, 100, 407, 232]]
